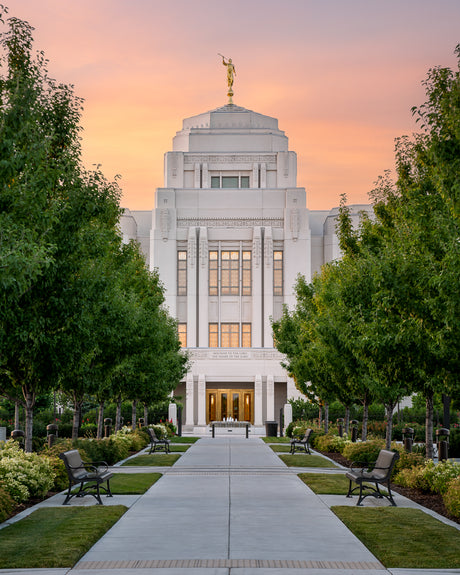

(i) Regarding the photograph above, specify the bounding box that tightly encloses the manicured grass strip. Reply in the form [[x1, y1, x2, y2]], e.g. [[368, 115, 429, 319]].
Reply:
[[278, 453, 338, 468], [270, 444, 295, 452], [108, 473, 162, 494], [262, 436, 290, 443], [170, 436, 199, 443], [298, 472, 387, 495], [122, 453, 182, 466], [0, 506, 126, 569], [299, 473, 350, 494], [332, 507, 460, 569]]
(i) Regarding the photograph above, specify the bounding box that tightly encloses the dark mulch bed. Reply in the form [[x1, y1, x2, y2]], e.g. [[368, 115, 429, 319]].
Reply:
[[320, 450, 460, 525]]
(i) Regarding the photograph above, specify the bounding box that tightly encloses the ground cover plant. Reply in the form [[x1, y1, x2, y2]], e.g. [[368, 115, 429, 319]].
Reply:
[[122, 453, 182, 466], [278, 454, 338, 468], [332, 506, 460, 569], [0, 506, 126, 568]]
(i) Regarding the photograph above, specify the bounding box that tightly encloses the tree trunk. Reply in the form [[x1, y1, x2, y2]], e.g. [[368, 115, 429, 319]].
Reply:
[[115, 396, 123, 431], [324, 402, 329, 434], [384, 401, 395, 449], [362, 396, 369, 441], [23, 387, 35, 453], [425, 393, 434, 460], [132, 399, 137, 430], [97, 401, 105, 439], [14, 400, 21, 429], [318, 404, 322, 430], [72, 396, 83, 441], [144, 403, 148, 426], [344, 405, 350, 435]]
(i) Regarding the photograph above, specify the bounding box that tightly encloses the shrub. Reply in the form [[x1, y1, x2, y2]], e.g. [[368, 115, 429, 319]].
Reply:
[[0, 481, 16, 522], [150, 424, 172, 440], [443, 476, 460, 518], [113, 426, 148, 451], [75, 437, 129, 465], [314, 433, 350, 453], [366, 421, 387, 438], [392, 447, 426, 474], [0, 440, 56, 502], [342, 439, 386, 465], [394, 459, 460, 495]]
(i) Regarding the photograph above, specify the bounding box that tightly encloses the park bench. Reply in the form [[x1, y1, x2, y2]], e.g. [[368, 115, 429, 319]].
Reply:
[[346, 448, 400, 506], [290, 428, 312, 454], [147, 427, 170, 454], [59, 450, 113, 505]]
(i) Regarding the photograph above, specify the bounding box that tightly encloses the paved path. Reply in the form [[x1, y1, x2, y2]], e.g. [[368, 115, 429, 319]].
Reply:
[[71, 437, 381, 574], [2, 437, 459, 575]]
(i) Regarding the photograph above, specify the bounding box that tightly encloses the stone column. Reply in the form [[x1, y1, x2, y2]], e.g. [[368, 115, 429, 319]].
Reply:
[[168, 403, 177, 428], [254, 375, 263, 426], [197, 374, 206, 426], [266, 374, 275, 420], [284, 403, 293, 433], [185, 373, 194, 426]]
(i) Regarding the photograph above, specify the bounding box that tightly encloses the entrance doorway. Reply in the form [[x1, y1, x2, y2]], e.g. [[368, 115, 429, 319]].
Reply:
[[206, 389, 254, 424]]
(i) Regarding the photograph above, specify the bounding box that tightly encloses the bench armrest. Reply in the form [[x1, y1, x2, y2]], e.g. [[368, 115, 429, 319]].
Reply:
[[82, 460, 109, 474]]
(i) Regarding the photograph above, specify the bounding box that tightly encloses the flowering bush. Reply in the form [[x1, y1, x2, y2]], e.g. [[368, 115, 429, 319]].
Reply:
[[150, 424, 170, 440], [0, 440, 55, 502], [113, 427, 147, 451], [394, 459, 460, 495], [443, 476, 460, 518], [314, 433, 351, 453]]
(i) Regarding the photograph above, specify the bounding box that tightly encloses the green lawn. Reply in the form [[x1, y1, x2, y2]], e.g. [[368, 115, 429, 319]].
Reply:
[[122, 453, 182, 466], [332, 506, 460, 569], [261, 436, 290, 443], [107, 473, 162, 493], [0, 506, 126, 569], [278, 453, 338, 468], [299, 472, 350, 494], [270, 444, 297, 452], [170, 436, 199, 443]]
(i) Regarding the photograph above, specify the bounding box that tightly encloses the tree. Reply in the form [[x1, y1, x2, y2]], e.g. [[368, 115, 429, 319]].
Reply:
[[0, 11, 121, 450]]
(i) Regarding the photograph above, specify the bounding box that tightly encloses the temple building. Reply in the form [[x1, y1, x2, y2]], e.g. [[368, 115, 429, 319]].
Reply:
[[120, 99, 371, 434]]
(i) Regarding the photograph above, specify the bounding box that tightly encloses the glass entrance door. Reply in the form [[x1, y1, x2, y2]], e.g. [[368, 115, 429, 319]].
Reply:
[[206, 389, 254, 424]]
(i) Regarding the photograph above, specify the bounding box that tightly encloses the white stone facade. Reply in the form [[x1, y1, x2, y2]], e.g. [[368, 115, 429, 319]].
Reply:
[[120, 103, 372, 433]]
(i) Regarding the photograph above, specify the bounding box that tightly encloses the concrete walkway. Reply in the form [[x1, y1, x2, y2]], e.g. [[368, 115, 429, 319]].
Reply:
[[1, 437, 460, 575]]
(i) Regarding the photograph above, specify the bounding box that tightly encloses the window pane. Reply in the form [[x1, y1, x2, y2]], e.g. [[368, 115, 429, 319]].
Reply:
[[177, 251, 187, 296], [242, 251, 251, 295], [240, 176, 249, 188], [178, 323, 187, 347], [273, 250, 283, 296], [209, 251, 218, 296], [209, 323, 218, 347], [221, 251, 239, 295], [242, 323, 251, 348], [211, 176, 220, 188], [222, 176, 238, 188]]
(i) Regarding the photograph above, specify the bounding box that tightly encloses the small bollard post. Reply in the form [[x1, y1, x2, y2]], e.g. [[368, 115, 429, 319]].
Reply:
[[246, 424, 249, 439], [177, 406, 182, 437], [11, 429, 25, 449], [138, 417, 144, 428], [104, 418, 112, 438], [337, 418, 344, 437], [402, 427, 414, 453], [46, 423, 58, 448], [351, 420, 359, 442], [436, 428, 450, 461], [212, 423, 215, 438]]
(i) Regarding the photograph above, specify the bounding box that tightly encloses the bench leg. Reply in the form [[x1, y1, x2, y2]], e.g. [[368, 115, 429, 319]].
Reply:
[[62, 482, 74, 505], [386, 481, 397, 506], [346, 479, 354, 498]]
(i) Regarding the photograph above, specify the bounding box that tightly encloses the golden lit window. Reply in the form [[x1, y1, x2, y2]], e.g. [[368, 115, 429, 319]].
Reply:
[[178, 323, 187, 347]]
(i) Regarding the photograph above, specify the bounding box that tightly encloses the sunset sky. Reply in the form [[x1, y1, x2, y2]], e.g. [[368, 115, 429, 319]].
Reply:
[[7, 0, 460, 211]]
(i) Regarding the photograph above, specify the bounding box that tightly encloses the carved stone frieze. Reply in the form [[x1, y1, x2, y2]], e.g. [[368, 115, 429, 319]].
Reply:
[[177, 217, 283, 228], [160, 208, 169, 241]]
